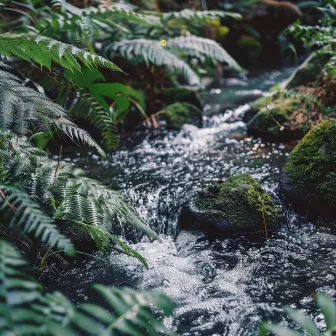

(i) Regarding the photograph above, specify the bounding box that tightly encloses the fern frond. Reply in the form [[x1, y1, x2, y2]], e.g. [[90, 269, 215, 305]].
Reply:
[[3, 139, 160, 246], [86, 6, 161, 26], [0, 240, 173, 336], [0, 63, 105, 156], [167, 35, 243, 71], [0, 33, 122, 72], [162, 9, 241, 23], [67, 89, 119, 149], [106, 39, 200, 86], [73, 285, 174, 336], [0, 184, 75, 255], [58, 121, 106, 157], [52, 172, 161, 241], [22, 66, 119, 149]]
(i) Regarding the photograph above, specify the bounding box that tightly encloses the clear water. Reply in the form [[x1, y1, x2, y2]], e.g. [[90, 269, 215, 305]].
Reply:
[[44, 68, 336, 335]]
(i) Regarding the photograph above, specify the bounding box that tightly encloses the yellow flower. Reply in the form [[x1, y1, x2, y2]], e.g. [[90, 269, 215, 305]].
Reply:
[[160, 40, 167, 47]]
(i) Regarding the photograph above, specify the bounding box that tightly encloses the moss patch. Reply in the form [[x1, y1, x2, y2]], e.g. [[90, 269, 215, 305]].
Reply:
[[163, 102, 202, 129], [285, 121, 336, 208], [196, 174, 281, 230]]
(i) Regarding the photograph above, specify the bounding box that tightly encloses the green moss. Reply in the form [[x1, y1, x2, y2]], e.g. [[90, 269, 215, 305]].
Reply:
[[248, 97, 300, 134], [196, 174, 281, 229], [163, 102, 202, 129], [285, 121, 336, 207]]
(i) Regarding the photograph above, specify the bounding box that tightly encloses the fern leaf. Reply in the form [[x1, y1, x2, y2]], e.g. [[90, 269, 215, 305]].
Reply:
[[75, 286, 174, 336], [167, 35, 243, 71], [0, 185, 74, 254], [0, 33, 122, 72], [112, 235, 148, 269], [106, 39, 200, 86], [162, 9, 242, 22], [0, 240, 173, 336], [22, 66, 119, 150], [59, 120, 106, 157], [86, 6, 161, 26], [3, 139, 160, 246], [0, 63, 105, 156]]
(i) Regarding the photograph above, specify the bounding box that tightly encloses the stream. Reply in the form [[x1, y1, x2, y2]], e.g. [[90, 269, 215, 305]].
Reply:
[[43, 68, 336, 335]]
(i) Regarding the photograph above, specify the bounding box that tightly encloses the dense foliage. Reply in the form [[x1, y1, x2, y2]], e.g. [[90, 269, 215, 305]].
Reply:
[[0, 0, 334, 334], [0, 0, 246, 334]]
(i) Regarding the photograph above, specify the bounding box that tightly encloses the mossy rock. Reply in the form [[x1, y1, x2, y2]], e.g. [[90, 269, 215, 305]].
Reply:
[[159, 87, 202, 109], [161, 102, 202, 129], [247, 97, 302, 140], [280, 121, 336, 220], [179, 174, 281, 236]]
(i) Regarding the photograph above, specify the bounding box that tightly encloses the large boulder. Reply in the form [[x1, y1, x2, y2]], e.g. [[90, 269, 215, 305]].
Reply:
[[179, 174, 281, 236], [280, 121, 336, 220]]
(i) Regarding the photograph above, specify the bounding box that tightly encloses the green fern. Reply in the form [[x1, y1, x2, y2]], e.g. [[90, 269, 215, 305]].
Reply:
[[167, 35, 243, 71], [0, 184, 75, 255], [0, 62, 106, 156], [86, 6, 161, 26], [22, 65, 120, 149], [2, 135, 160, 247], [0, 239, 173, 336], [106, 39, 201, 86], [0, 33, 122, 72], [162, 8, 242, 23], [107, 36, 242, 85]]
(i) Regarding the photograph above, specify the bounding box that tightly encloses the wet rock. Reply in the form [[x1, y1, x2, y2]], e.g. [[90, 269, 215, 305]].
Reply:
[[280, 121, 336, 220], [160, 102, 202, 130], [179, 174, 281, 235]]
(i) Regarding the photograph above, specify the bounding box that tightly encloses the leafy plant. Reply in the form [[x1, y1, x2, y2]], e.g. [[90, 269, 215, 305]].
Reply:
[[0, 61, 105, 156], [0, 239, 174, 336], [1, 133, 160, 252], [0, 33, 122, 72], [260, 293, 336, 336], [287, 1, 336, 75], [66, 68, 147, 124]]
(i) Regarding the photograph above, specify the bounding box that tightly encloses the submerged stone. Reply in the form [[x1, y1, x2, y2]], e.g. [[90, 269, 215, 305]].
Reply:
[[179, 174, 281, 235], [280, 121, 336, 220]]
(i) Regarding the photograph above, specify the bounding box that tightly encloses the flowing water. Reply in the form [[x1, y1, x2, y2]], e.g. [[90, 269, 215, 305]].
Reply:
[[44, 68, 336, 335]]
